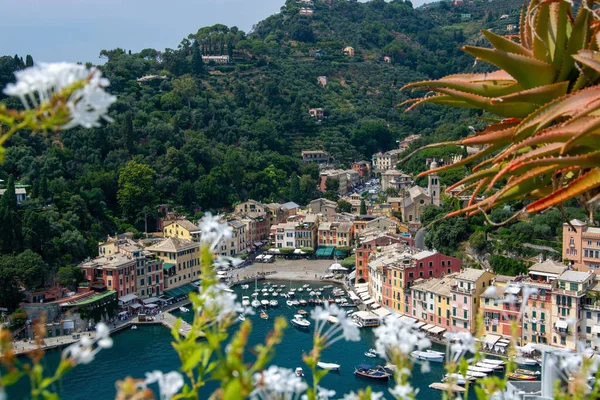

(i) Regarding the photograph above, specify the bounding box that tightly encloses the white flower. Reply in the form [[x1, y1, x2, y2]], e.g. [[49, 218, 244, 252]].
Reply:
[[3, 62, 116, 128], [144, 370, 184, 400], [373, 317, 430, 359], [341, 391, 384, 400], [213, 255, 244, 270], [420, 360, 430, 373], [311, 303, 360, 347], [251, 366, 307, 400], [446, 331, 476, 362], [199, 213, 232, 251], [316, 387, 336, 400], [62, 323, 112, 365], [389, 382, 418, 399], [198, 283, 250, 322]]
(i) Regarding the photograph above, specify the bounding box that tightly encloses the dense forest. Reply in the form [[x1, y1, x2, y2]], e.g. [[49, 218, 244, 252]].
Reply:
[[0, 0, 528, 300]]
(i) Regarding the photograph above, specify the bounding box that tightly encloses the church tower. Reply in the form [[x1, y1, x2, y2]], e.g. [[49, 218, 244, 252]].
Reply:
[[428, 159, 441, 207]]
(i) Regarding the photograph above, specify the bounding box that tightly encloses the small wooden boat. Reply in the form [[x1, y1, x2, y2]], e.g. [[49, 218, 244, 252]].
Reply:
[[131, 325, 138, 330], [327, 297, 335, 304], [514, 369, 540, 376], [507, 372, 538, 381], [295, 367, 304, 377], [429, 382, 466, 393], [443, 373, 474, 386], [179, 307, 190, 313], [514, 357, 538, 366], [240, 284, 249, 289], [286, 300, 294, 307], [299, 299, 307, 306], [238, 314, 245, 322], [260, 310, 269, 320], [318, 362, 340, 371], [354, 364, 391, 380], [308, 298, 315, 305], [298, 309, 308, 316], [261, 300, 270, 307]]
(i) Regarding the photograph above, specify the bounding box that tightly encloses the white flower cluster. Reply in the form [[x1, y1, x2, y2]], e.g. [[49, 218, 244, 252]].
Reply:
[[251, 365, 308, 400], [3, 62, 116, 129], [198, 282, 252, 322], [62, 322, 112, 365], [198, 212, 233, 251], [311, 303, 360, 346], [373, 317, 430, 358], [389, 382, 418, 400], [341, 391, 384, 400], [143, 370, 184, 400], [445, 331, 476, 362]]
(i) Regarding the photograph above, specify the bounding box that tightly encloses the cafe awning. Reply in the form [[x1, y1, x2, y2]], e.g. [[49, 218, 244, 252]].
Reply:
[[428, 326, 446, 335], [142, 297, 161, 305], [592, 325, 600, 334], [356, 287, 369, 294], [421, 324, 434, 331], [164, 283, 197, 298], [413, 321, 426, 329], [399, 315, 417, 324], [484, 334, 501, 347], [163, 262, 176, 271], [370, 302, 381, 309], [118, 294, 138, 304], [373, 308, 392, 318], [348, 291, 359, 301], [363, 298, 375, 305], [145, 304, 158, 308], [130, 303, 142, 309]]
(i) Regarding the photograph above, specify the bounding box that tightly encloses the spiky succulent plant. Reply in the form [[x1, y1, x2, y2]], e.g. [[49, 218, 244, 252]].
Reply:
[[402, 0, 600, 221]]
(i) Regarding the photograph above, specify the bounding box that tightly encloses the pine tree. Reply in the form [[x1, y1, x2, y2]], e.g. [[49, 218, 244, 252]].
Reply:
[[39, 172, 48, 201], [25, 55, 34, 67], [220, 41, 225, 55], [191, 42, 204, 75], [0, 176, 22, 253], [360, 198, 367, 215], [228, 42, 234, 59], [122, 112, 134, 152], [290, 172, 300, 203]]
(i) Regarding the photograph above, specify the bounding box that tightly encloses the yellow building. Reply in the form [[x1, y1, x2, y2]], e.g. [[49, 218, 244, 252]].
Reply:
[[163, 219, 201, 242], [146, 237, 201, 290], [551, 270, 595, 350], [343, 46, 355, 57]]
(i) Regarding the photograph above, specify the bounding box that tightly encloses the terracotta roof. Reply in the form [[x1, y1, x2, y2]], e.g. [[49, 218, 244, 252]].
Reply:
[[146, 237, 199, 253]]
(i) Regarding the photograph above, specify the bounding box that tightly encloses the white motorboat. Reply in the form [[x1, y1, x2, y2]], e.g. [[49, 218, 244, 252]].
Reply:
[[317, 362, 340, 371], [279, 285, 286, 288], [481, 358, 505, 366], [514, 357, 538, 366], [179, 307, 190, 313], [309, 291, 316, 296], [280, 293, 287, 297], [261, 300, 270, 307], [466, 370, 487, 379], [286, 300, 294, 306], [241, 284, 249, 289], [303, 284, 309, 288], [291, 314, 311, 328], [292, 300, 300, 306], [443, 373, 474, 386], [411, 350, 444, 363], [327, 315, 340, 324], [477, 361, 504, 370], [272, 292, 279, 297], [290, 288, 296, 292], [353, 320, 363, 328], [252, 292, 259, 297], [364, 349, 380, 358], [268, 288, 274, 292], [295, 367, 304, 377], [346, 310, 354, 316], [270, 299, 279, 307], [242, 296, 250, 307], [238, 314, 245, 322], [315, 291, 322, 296], [262, 288, 268, 292], [251, 299, 261, 308], [262, 292, 269, 297], [297, 288, 304, 292], [131, 325, 138, 330], [287, 291, 295, 297], [468, 365, 494, 374]]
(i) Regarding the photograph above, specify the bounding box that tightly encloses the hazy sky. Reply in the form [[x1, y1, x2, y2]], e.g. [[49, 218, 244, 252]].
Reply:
[[1, 0, 432, 64]]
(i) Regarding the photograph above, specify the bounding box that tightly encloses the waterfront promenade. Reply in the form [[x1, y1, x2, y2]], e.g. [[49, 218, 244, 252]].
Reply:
[[7, 299, 194, 357]]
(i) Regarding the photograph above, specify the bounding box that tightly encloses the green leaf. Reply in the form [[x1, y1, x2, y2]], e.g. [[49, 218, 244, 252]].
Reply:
[[41, 391, 60, 400], [0, 371, 23, 386], [557, 1, 592, 81], [462, 45, 556, 89], [223, 379, 244, 400], [182, 347, 204, 372], [482, 30, 532, 58]]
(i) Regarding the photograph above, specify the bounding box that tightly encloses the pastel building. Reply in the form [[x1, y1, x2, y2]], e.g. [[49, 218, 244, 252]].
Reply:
[[562, 219, 600, 272], [146, 238, 201, 290], [450, 268, 495, 333]]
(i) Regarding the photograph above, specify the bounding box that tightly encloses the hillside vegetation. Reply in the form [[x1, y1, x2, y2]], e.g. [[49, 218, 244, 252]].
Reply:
[[0, 0, 525, 282]]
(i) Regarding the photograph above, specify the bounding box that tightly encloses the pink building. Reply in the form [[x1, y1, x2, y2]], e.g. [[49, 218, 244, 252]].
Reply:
[[450, 269, 495, 332], [563, 219, 600, 272]]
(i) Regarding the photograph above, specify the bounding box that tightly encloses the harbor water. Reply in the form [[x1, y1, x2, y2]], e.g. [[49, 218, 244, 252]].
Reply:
[[8, 281, 486, 399]]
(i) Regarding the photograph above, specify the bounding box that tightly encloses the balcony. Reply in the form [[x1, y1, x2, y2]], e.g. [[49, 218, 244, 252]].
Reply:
[[554, 288, 586, 297], [451, 285, 476, 294], [452, 313, 470, 321], [584, 303, 600, 312], [554, 328, 569, 337]]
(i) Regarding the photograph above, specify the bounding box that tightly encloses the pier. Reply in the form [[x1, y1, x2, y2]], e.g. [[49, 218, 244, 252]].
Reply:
[[160, 311, 195, 337]]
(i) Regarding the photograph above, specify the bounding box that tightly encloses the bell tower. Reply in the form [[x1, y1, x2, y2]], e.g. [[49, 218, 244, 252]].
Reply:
[[428, 159, 441, 207]]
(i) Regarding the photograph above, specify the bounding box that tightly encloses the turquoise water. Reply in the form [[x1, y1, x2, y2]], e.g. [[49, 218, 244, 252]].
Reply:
[[8, 281, 455, 399]]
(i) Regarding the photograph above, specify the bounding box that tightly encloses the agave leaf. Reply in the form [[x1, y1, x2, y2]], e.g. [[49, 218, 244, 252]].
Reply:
[[557, 0, 592, 82], [508, 151, 600, 174], [481, 30, 533, 58], [399, 95, 479, 113], [549, 1, 571, 68], [446, 165, 502, 193], [416, 144, 501, 180], [468, 179, 489, 208], [533, 3, 552, 63], [402, 70, 520, 97], [514, 86, 600, 142], [489, 165, 557, 206], [462, 46, 556, 89], [526, 167, 600, 213], [572, 50, 600, 73], [486, 142, 566, 190]]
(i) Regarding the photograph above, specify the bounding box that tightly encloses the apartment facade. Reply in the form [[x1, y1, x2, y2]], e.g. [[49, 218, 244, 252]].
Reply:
[[146, 238, 201, 289], [79, 254, 137, 298], [371, 149, 402, 173], [163, 219, 201, 242], [450, 268, 495, 333], [318, 221, 353, 247], [562, 219, 600, 272], [308, 198, 337, 220]]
